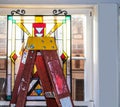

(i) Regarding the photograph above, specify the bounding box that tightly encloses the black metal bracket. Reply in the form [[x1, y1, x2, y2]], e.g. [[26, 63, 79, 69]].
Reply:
[[11, 9, 26, 16], [53, 9, 68, 15], [11, 9, 67, 16]]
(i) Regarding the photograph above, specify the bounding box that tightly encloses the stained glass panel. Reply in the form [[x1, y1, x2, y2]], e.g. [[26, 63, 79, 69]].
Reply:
[[7, 15, 71, 100]]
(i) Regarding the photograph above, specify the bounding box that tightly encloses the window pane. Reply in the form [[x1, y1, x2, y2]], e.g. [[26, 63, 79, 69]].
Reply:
[[0, 38, 6, 56], [0, 16, 7, 100], [76, 79, 84, 100], [72, 15, 85, 55], [72, 15, 86, 101]]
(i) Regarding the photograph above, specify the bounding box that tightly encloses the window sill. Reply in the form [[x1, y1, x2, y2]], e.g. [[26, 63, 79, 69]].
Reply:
[[0, 101, 94, 107]]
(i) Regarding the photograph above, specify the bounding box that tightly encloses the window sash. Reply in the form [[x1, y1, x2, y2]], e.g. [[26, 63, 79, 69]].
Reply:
[[0, 7, 93, 106]]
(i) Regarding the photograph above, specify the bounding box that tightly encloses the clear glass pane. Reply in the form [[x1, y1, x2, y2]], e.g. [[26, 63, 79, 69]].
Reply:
[[0, 16, 7, 100], [0, 78, 6, 100], [0, 38, 6, 56], [72, 15, 84, 55], [76, 79, 84, 100], [71, 15, 86, 101]]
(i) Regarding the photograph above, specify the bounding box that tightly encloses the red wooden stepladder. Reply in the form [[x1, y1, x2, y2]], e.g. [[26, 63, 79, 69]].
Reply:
[[9, 37, 74, 107]]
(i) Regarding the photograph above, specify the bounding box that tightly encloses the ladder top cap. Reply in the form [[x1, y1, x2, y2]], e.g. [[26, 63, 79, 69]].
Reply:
[[26, 37, 57, 50]]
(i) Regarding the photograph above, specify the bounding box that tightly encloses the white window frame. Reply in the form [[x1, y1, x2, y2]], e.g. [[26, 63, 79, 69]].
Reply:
[[0, 5, 94, 107]]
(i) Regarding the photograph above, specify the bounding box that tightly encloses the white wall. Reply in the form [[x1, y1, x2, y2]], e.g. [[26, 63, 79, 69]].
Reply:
[[0, 1, 119, 107], [96, 4, 119, 107], [92, 4, 119, 107]]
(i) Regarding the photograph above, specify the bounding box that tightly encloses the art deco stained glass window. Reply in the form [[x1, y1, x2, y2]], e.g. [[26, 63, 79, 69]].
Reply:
[[6, 15, 71, 100]]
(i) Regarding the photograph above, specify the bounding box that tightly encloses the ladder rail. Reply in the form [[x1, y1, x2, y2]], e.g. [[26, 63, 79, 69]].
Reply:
[[35, 51, 58, 107]]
